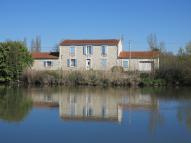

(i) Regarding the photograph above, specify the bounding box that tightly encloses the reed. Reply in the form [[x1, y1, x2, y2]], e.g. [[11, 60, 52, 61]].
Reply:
[[21, 70, 142, 87]]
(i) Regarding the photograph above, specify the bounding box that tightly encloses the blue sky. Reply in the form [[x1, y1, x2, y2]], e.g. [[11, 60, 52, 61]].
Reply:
[[0, 0, 191, 52]]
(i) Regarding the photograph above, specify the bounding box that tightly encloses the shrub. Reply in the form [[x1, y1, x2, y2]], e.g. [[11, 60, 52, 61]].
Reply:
[[21, 70, 142, 87], [86, 71, 99, 85], [155, 68, 184, 85], [111, 66, 124, 73], [67, 71, 84, 85], [140, 73, 150, 79]]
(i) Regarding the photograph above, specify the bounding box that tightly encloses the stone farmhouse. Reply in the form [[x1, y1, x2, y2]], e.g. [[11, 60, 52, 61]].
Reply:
[[31, 39, 159, 72]]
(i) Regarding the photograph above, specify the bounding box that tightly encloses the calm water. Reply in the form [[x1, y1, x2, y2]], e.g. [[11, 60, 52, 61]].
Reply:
[[0, 87, 191, 143]]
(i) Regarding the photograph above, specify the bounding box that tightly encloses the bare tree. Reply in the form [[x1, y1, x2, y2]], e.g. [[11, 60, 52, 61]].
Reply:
[[178, 47, 185, 56], [31, 36, 41, 52], [22, 37, 27, 46], [52, 44, 59, 52], [158, 42, 166, 53], [185, 41, 191, 55], [147, 33, 159, 51]]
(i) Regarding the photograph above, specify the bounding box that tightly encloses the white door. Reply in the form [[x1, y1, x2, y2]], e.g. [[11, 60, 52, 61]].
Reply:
[[86, 59, 91, 70]]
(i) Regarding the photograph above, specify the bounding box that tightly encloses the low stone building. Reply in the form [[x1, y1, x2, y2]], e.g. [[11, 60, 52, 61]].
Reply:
[[31, 39, 159, 72], [31, 52, 59, 70], [118, 51, 160, 72]]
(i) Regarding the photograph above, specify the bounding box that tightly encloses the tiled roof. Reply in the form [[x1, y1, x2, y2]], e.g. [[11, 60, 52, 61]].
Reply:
[[31, 52, 59, 59], [60, 39, 120, 46], [119, 51, 160, 59]]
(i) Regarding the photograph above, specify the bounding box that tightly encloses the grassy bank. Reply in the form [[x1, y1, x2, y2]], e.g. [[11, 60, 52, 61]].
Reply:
[[21, 70, 166, 87]]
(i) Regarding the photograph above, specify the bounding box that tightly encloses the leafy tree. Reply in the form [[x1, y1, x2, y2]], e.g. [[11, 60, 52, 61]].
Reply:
[[0, 44, 11, 82], [0, 41, 33, 82]]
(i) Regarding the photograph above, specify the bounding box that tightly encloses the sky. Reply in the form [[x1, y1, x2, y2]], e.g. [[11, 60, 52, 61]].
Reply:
[[0, 0, 191, 52]]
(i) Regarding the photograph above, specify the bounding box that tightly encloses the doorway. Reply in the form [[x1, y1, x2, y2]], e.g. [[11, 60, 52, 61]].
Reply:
[[86, 59, 91, 70]]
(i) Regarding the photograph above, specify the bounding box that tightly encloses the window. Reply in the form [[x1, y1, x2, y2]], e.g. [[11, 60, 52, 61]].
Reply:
[[83, 107, 93, 117], [70, 47, 75, 55], [67, 59, 77, 67], [44, 61, 52, 67], [70, 59, 76, 67], [123, 60, 129, 68], [102, 106, 107, 118], [44, 95, 52, 101], [88, 108, 93, 116], [101, 59, 107, 68], [101, 46, 107, 56], [83, 46, 93, 55], [87, 46, 93, 55]]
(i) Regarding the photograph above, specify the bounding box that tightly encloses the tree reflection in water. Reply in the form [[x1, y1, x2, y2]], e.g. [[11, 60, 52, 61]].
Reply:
[[142, 87, 191, 132], [177, 101, 191, 131], [0, 87, 32, 122]]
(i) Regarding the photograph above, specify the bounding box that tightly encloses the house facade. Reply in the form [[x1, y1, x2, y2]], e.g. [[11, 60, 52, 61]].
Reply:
[[59, 39, 122, 70], [31, 39, 160, 72]]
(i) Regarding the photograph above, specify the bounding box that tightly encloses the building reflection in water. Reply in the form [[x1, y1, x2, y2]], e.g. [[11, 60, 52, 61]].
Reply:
[[31, 88, 159, 123]]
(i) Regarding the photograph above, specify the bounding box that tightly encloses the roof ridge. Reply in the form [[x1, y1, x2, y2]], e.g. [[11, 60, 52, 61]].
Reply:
[[120, 51, 159, 53], [63, 39, 120, 40], [31, 52, 59, 59], [60, 39, 120, 46], [119, 51, 159, 59]]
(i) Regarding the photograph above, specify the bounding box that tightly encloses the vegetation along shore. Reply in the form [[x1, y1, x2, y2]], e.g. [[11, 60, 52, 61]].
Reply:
[[1, 40, 191, 87]]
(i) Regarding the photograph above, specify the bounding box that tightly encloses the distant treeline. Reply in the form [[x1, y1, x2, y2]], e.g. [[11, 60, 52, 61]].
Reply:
[[155, 41, 191, 86]]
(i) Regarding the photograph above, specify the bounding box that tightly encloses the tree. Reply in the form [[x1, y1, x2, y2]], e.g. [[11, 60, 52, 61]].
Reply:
[[52, 44, 59, 52], [156, 40, 191, 85], [147, 33, 159, 51], [0, 43, 11, 82], [23, 37, 27, 47], [185, 41, 191, 55], [178, 47, 185, 56], [31, 36, 41, 52], [0, 41, 33, 82], [158, 42, 166, 53]]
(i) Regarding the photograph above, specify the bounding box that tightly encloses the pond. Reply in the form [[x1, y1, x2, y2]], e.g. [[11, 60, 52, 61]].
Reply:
[[0, 87, 191, 143]]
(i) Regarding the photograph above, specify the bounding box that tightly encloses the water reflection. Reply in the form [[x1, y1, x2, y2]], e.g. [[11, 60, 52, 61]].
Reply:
[[0, 87, 32, 122], [30, 87, 159, 123], [177, 101, 191, 131], [1, 86, 191, 132]]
